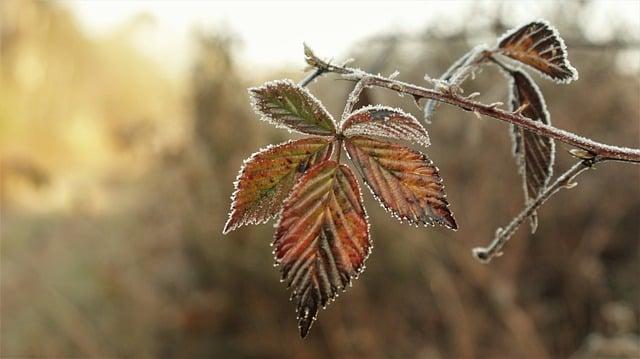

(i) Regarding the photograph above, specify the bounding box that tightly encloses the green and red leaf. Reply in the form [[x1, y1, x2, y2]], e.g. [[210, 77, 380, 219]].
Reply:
[[274, 160, 370, 337], [509, 70, 555, 232], [249, 79, 336, 135], [223, 138, 334, 234], [497, 20, 578, 83], [342, 105, 430, 147], [345, 136, 456, 229]]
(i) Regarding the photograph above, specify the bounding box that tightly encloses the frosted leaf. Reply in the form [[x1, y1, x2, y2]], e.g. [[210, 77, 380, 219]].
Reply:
[[344, 136, 457, 229], [249, 79, 336, 136], [496, 20, 578, 84], [342, 105, 430, 148], [223, 138, 334, 234], [274, 161, 370, 337], [508, 69, 555, 232]]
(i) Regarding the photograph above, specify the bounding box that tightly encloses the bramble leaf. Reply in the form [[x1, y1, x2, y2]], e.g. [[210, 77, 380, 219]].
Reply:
[[342, 105, 430, 147], [249, 79, 336, 135], [344, 136, 457, 229], [274, 160, 370, 337], [509, 70, 555, 232], [223, 138, 334, 234], [497, 20, 578, 83]]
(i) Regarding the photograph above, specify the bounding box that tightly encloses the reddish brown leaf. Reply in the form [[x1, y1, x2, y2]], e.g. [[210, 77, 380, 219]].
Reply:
[[274, 160, 370, 337], [249, 79, 336, 136], [509, 70, 555, 232], [223, 138, 334, 234], [344, 136, 457, 229], [342, 105, 430, 147], [497, 20, 578, 83]]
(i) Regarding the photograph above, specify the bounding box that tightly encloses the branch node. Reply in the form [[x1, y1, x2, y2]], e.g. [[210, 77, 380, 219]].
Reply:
[[569, 148, 596, 160], [412, 95, 423, 110]]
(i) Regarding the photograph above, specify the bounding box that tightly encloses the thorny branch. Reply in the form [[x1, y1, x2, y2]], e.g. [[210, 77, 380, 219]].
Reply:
[[302, 47, 640, 164], [302, 45, 640, 263], [472, 155, 598, 263]]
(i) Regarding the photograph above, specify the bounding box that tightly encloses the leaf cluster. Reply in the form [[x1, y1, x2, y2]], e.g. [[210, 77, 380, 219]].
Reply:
[[224, 20, 582, 337]]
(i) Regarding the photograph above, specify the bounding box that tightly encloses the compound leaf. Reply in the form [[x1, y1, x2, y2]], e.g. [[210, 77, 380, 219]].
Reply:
[[223, 138, 334, 234], [345, 136, 457, 229], [342, 105, 430, 147], [249, 79, 336, 135], [509, 70, 555, 232], [497, 20, 578, 84], [274, 160, 370, 337]]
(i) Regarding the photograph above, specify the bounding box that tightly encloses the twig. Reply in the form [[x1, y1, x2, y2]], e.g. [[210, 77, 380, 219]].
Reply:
[[340, 77, 373, 124], [298, 68, 325, 87], [471, 157, 599, 263], [302, 48, 640, 164]]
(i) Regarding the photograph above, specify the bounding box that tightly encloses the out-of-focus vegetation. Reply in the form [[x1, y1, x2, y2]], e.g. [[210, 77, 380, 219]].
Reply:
[[1, 1, 639, 358]]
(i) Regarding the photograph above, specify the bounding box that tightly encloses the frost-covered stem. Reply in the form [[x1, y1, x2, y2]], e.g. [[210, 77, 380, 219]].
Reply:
[[303, 50, 640, 163], [472, 158, 598, 263], [298, 68, 325, 87], [341, 77, 372, 126]]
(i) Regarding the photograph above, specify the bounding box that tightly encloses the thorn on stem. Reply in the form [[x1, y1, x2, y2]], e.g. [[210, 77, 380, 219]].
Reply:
[[465, 92, 481, 100], [513, 103, 529, 115], [488, 101, 504, 109]]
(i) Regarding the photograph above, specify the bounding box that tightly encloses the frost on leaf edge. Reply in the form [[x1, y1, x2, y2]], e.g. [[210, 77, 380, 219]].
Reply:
[[507, 68, 556, 185], [222, 137, 333, 234], [342, 104, 431, 148], [343, 137, 457, 230], [248, 79, 336, 135], [271, 160, 373, 337], [495, 19, 579, 84]]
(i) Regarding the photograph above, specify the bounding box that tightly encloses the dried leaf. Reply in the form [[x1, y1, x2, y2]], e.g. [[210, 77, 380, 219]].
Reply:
[[509, 70, 555, 232], [345, 136, 457, 229], [249, 79, 336, 135], [497, 20, 578, 83], [274, 160, 370, 337], [342, 105, 430, 147], [223, 138, 334, 234]]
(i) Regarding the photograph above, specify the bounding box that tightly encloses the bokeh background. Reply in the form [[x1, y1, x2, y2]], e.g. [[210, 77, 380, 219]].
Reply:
[[1, 1, 639, 358]]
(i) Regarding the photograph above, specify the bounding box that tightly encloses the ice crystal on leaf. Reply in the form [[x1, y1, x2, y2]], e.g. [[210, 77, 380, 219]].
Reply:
[[507, 69, 555, 233], [344, 136, 457, 229], [342, 105, 430, 148], [496, 20, 578, 84], [225, 79, 456, 337], [274, 161, 370, 337], [223, 138, 334, 234], [249, 79, 336, 135]]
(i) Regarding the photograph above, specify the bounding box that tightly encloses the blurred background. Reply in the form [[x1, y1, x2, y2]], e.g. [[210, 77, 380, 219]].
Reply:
[[1, 1, 639, 358]]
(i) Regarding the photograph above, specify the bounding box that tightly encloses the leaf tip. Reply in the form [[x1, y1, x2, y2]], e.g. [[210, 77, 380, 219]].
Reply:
[[222, 219, 234, 235], [445, 215, 458, 231], [297, 294, 319, 338]]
